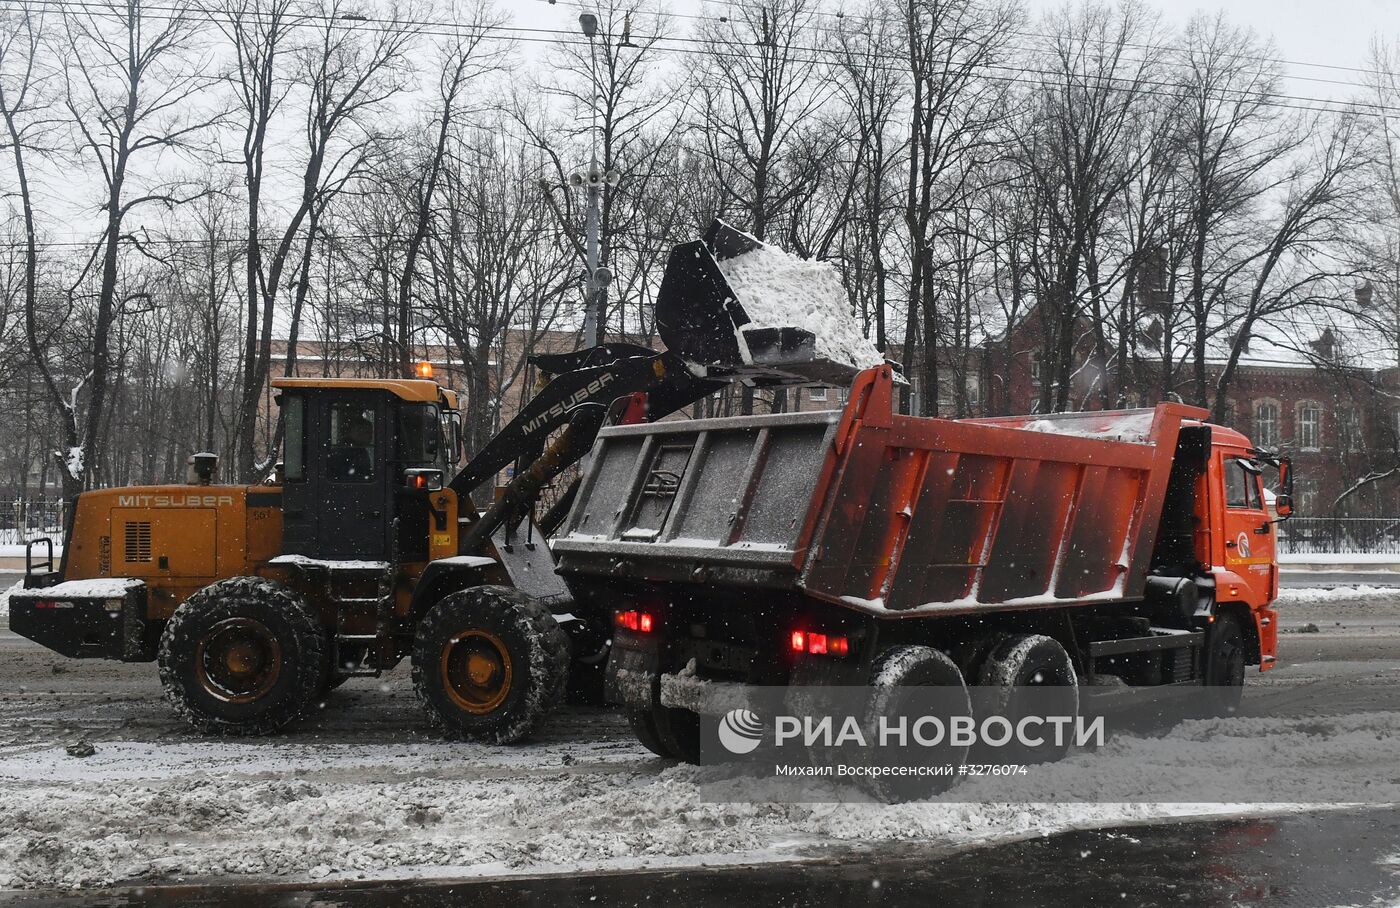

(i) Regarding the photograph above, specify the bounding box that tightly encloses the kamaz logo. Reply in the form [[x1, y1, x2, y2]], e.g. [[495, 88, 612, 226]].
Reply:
[[521, 376, 611, 435], [118, 494, 234, 507]]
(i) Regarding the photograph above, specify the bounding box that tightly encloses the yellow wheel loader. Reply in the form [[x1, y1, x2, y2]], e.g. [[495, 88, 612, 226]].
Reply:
[[10, 221, 876, 742]]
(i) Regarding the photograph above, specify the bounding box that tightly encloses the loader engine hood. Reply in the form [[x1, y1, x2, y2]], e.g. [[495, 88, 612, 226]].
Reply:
[[655, 220, 889, 386]]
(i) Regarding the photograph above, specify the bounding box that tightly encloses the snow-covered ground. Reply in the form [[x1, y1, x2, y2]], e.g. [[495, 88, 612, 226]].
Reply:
[[1275, 585, 1400, 603], [1, 589, 1397, 891], [0, 734, 1335, 890]]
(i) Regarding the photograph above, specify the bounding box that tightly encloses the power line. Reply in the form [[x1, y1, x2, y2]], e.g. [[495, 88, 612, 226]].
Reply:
[[631, 0, 1395, 80], [2, 0, 1392, 119]]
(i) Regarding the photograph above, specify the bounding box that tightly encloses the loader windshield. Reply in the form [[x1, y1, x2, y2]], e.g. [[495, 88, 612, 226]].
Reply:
[[397, 403, 446, 471]]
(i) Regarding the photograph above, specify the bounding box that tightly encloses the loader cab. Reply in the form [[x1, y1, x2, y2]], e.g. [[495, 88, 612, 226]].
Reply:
[[272, 378, 460, 562]]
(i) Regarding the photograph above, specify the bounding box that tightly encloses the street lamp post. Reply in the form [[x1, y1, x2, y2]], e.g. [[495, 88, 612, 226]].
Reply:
[[572, 12, 618, 348]]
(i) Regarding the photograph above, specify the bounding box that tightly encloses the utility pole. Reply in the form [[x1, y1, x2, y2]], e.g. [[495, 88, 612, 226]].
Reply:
[[571, 12, 619, 348]]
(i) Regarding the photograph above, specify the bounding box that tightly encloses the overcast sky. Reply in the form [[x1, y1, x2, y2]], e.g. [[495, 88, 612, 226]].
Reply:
[[512, 0, 1400, 101]]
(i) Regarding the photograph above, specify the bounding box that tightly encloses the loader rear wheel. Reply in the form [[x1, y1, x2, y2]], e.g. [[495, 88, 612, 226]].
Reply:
[[976, 634, 1079, 765], [412, 586, 569, 744], [158, 577, 328, 736]]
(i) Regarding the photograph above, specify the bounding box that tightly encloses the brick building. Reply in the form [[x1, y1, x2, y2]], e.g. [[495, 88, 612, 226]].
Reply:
[[977, 295, 1400, 518], [266, 296, 1400, 517]]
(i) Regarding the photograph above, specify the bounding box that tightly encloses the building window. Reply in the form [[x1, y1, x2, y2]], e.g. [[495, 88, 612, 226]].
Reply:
[[1338, 408, 1362, 453], [1029, 352, 1043, 387], [1294, 478, 1319, 515], [1253, 399, 1280, 448], [808, 387, 828, 402], [966, 376, 981, 411], [1296, 401, 1322, 451]]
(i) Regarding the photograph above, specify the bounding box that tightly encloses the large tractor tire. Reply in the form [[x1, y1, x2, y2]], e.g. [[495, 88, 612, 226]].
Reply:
[[411, 586, 569, 744], [976, 634, 1079, 764], [158, 577, 328, 736], [1202, 613, 1247, 716]]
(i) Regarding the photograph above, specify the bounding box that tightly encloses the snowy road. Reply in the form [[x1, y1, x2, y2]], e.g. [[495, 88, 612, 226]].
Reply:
[[0, 589, 1398, 892]]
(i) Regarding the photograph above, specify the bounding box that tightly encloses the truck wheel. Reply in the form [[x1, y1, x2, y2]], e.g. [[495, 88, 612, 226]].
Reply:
[[411, 586, 569, 744], [860, 646, 972, 801], [158, 577, 328, 736], [1203, 613, 1246, 715], [976, 634, 1079, 764], [563, 613, 612, 706], [627, 708, 670, 758]]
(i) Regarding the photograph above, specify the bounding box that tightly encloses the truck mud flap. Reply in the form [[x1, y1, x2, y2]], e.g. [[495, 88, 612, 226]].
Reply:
[[606, 633, 662, 708], [657, 669, 758, 716]]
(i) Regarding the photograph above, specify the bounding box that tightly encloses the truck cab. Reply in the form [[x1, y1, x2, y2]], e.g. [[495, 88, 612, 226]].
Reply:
[[1202, 426, 1288, 666]]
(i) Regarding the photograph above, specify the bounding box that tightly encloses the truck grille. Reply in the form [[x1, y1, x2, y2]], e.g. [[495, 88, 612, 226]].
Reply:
[[123, 521, 152, 563]]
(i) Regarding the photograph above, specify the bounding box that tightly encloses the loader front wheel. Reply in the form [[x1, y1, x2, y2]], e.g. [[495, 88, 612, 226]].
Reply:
[[158, 577, 328, 736], [412, 586, 569, 744]]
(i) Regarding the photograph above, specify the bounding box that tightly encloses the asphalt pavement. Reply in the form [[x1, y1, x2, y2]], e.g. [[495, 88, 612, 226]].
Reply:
[[4, 807, 1398, 907]]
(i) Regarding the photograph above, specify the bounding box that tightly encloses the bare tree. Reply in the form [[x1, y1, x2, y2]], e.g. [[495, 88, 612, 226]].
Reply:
[[392, 3, 504, 376], [39, 0, 220, 496], [224, 0, 419, 480], [1016, 0, 1167, 412], [900, 0, 1017, 415], [691, 0, 836, 242]]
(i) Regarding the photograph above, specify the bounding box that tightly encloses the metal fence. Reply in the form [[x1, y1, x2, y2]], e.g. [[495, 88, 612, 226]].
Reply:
[[1276, 518, 1400, 556], [0, 499, 66, 548], [2, 498, 1398, 558]]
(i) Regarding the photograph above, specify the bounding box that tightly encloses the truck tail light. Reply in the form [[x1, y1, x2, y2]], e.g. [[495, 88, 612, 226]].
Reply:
[[615, 610, 656, 633], [790, 629, 850, 658]]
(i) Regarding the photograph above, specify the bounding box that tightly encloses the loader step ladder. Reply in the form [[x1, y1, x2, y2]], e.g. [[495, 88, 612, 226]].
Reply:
[[267, 554, 396, 678]]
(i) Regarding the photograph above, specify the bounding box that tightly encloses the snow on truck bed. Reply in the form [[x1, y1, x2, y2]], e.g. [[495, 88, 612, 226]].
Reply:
[[716, 241, 884, 372]]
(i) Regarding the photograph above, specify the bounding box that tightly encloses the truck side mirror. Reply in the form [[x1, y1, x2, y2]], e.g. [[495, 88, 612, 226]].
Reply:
[[1274, 493, 1293, 518], [404, 468, 444, 492]]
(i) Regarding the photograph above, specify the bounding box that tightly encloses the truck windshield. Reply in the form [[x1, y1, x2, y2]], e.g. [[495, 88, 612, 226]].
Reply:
[[397, 403, 444, 470], [1225, 458, 1262, 510]]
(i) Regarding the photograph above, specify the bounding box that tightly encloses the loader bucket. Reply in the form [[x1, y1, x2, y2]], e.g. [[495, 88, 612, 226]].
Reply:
[[655, 219, 883, 386]]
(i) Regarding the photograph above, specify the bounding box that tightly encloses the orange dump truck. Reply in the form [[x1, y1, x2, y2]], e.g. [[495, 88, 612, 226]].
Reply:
[[552, 365, 1293, 763]]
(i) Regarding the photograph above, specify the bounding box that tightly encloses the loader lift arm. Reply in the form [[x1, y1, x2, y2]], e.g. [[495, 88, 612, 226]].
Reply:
[[451, 344, 724, 553]]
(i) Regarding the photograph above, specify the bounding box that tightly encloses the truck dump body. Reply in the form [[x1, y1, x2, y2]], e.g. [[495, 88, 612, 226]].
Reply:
[[554, 367, 1211, 617]]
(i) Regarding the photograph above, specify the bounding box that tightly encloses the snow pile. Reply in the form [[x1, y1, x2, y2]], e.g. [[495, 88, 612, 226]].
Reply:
[[1275, 585, 1399, 604], [716, 243, 884, 372], [5, 705, 1399, 890], [1020, 411, 1155, 444]]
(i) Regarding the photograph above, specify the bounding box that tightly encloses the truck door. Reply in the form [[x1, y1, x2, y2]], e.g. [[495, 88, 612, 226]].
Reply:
[[1218, 453, 1276, 603]]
